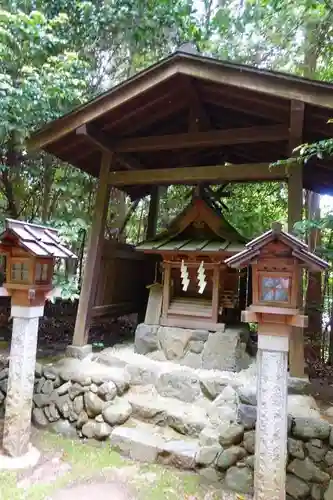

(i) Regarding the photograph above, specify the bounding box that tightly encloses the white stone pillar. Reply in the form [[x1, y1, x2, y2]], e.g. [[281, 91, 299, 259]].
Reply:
[[254, 333, 289, 500], [3, 305, 44, 457]]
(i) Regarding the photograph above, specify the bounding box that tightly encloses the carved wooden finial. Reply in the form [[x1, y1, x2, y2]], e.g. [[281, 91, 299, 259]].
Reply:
[[272, 222, 282, 234]]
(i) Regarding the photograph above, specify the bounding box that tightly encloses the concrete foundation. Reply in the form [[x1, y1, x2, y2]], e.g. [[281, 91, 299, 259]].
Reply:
[[2, 305, 44, 457]]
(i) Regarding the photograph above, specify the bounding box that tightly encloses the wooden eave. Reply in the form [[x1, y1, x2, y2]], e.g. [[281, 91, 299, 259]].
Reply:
[[28, 50, 333, 198]]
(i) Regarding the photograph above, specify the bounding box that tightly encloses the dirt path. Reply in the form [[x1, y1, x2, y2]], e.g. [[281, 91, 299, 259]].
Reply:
[[50, 482, 136, 500]]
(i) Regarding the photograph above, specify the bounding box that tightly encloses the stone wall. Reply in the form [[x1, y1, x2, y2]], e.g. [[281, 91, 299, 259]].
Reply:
[[1, 352, 332, 498], [197, 408, 333, 498], [134, 323, 253, 371]]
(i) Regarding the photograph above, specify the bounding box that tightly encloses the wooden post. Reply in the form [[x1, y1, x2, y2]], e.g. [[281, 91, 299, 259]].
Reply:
[[288, 100, 305, 378], [162, 263, 171, 319], [146, 186, 160, 239], [72, 152, 112, 346]]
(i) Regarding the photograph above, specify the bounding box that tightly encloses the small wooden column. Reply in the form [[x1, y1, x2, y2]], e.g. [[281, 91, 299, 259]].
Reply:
[[146, 186, 160, 239], [162, 262, 171, 319], [288, 100, 305, 378], [72, 152, 112, 346]]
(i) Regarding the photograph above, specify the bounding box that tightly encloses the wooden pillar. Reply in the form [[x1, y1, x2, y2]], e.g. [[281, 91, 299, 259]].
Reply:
[[288, 100, 305, 377], [72, 152, 112, 346], [146, 186, 160, 239], [162, 262, 171, 319]]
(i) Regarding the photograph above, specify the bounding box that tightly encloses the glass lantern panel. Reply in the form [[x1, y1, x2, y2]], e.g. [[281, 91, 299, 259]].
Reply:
[[21, 263, 29, 281], [35, 263, 42, 281], [261, 276, 290, 303], [11, 263, 21, 281], [11, 262, 29, 282], [41, 264, 48, 281]]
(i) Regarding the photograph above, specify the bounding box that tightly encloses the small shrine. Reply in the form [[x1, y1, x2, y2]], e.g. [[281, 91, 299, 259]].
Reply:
[[136, 186, 248, 331]]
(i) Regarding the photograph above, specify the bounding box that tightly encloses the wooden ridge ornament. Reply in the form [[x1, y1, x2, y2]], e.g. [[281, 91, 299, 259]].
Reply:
[[225, 222, 328, 500]]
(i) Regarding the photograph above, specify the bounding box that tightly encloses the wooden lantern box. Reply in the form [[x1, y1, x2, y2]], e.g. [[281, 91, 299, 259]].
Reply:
[[0, 219, 76, 306], [225, 222, 328, 330]]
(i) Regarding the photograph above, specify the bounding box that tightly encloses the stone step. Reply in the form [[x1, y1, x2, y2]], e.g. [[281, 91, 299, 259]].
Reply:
[[110, 419, 199, 470], [126, 387, 210, 436]]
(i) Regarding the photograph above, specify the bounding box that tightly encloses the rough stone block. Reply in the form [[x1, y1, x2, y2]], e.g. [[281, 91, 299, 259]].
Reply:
[[216, 446, 246, 470], [202, 331, 240, 371], [102, 398, 132, 426], [306, 440, 328, 463], [32, 408, 48, 428], [286, 474, 310, 499], [157, 439, 199, 470], [134, 324, 158, 355], [288, 438, 305, 460], [157, 326, 192, 360], [65, 344, 92, 360], [243, 430, 255, 454], [199, 426, 220, 446], [224, 466, 253, 494], [195, 445, 221, 466], [287, 457, 330, 483], [218, 422, 244, 447], [156, 370, 201, 403], [237, 404, 257, 430], [110, 426, 162, 463], [324, 480, 333, 500], [292, 418, 330, 440], [84, 392, 106, 417], [325, 450, 333, 467]]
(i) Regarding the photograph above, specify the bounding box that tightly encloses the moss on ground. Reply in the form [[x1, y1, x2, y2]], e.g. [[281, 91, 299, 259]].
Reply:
[[0, 430, 221, 500]]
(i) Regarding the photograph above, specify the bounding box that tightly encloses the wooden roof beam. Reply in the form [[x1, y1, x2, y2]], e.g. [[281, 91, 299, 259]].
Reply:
[[76, 125, 144, 170], [108, 163, 288, 187], [111, 124, 289, 153]]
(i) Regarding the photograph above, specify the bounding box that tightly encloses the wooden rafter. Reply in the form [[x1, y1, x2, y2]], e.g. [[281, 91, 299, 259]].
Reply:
[[108, 163, 288, 187], [110, 125, 289, 153], [77, 125, 144, 170]]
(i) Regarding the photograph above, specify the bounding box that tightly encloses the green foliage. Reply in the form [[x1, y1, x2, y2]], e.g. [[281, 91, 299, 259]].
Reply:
[[0, 0, 332, 298]]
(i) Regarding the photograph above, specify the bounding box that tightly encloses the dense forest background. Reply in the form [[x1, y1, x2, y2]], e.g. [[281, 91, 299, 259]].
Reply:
[[0, 0, 332, 299]]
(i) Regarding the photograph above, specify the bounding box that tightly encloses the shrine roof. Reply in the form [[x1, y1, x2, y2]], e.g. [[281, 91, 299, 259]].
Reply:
[[225, 222, 328, 271], [136, 188, 246, 255], [0, 219, 77, 259], [27, 48, 333, 199]]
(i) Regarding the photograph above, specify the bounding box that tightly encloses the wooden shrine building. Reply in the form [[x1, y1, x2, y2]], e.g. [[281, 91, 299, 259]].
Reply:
[[27, 44, 333, 377], [136, 186, 247, 330]]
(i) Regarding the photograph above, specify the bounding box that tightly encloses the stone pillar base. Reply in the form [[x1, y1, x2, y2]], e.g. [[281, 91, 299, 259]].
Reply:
[[0, 444, 40, 470]]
